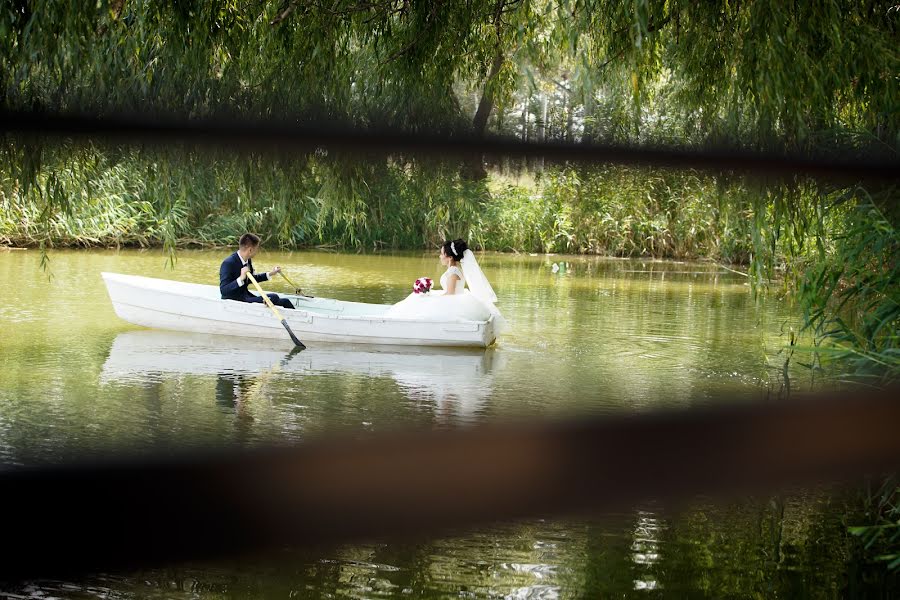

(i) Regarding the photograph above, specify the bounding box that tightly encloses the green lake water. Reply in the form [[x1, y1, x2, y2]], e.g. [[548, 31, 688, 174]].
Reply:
[[0, 248, 891, 598]]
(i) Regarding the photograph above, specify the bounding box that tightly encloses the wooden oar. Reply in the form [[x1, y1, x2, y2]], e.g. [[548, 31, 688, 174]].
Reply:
[[279, 271, 311, 297], [246, 271, 306, 349]]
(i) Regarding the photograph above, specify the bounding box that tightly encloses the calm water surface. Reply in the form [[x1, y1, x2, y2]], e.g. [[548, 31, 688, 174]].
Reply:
[[0, 248, 889, 597]]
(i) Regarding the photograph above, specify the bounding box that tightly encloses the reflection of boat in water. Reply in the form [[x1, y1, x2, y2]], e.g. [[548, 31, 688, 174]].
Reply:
[[101, 272, 498, 347], [100, 331, 503, 417]]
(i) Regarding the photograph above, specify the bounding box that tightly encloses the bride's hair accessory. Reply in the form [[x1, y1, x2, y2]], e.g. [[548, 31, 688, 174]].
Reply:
[[439, 237, 498, 302], [442, 238, 468, 260], [413, 277, 433, 294]]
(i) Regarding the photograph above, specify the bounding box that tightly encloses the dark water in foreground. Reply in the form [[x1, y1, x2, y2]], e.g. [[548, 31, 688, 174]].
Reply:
[[0, 248, 893, 598]]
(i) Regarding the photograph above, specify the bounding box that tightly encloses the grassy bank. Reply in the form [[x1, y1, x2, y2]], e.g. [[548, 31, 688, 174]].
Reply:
[[2, 145, 769, 263]]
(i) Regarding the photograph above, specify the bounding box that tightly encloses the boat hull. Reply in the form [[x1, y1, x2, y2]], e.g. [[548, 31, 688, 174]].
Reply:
[[101, 272, 496, 347]]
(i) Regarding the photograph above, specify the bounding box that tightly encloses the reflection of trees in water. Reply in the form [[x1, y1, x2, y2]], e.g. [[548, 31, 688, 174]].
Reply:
[[630, 510, 663, 591], [633, 493, 890, 596], [367, 544, 433, 594], [582, 517, 639, 594], [30, 498, 896, 597]]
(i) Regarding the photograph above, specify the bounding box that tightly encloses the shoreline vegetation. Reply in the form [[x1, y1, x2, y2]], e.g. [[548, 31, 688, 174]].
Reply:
[[0, 155, 867, 265]]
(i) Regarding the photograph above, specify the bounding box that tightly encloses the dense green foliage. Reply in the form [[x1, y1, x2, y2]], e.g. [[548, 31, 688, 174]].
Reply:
[[851, 475, 900, 571], [1, 145, 755, 260], [2, 1, 896, 149], [1, 0, 898, 571]]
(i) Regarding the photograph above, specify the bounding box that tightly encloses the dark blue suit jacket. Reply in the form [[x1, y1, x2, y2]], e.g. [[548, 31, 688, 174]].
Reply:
[[219, 252, 269, 301]]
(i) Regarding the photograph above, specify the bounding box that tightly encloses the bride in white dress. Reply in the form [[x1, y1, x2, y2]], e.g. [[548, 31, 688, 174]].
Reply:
[[385, 239, 507, 330]]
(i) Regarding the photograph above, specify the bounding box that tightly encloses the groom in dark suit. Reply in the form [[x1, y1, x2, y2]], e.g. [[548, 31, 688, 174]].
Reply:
[[219, 233, 295, 309]]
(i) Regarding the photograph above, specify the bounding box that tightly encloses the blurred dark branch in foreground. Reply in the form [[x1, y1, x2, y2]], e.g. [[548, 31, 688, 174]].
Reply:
[[1, 389, 898, 581], [1, 110, 898, 183]]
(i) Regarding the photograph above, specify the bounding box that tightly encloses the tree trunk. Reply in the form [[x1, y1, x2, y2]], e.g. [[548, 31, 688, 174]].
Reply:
[[522, 93, 530, 142], [472, 52, 504, 137], [463, 52, 505, 181], [539, 92, 548, 142], [582, 93, 595, 145]]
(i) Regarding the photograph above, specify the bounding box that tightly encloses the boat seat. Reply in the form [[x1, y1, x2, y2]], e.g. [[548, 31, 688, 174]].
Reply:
[[290, 298, 344, 314]]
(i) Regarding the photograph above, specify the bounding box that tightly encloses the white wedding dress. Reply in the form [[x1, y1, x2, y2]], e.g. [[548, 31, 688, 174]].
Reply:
[[386, 266, 504, 325]]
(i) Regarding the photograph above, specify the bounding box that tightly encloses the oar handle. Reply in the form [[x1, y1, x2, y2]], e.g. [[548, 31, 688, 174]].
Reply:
[[279, 271, 303, 294]]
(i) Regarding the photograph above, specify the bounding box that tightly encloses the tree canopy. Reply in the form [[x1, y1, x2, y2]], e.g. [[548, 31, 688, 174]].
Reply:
[[2, 1, 896, 153]]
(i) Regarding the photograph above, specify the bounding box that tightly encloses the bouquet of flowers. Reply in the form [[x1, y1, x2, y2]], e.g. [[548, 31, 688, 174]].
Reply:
[[413, 277, 433, 294]]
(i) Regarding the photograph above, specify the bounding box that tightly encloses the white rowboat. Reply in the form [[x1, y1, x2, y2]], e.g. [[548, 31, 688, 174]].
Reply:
[[101, 272, 498, 347]]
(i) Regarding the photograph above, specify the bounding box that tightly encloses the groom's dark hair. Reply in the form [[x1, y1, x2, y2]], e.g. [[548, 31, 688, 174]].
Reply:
[[239, 233, 261, 247]]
